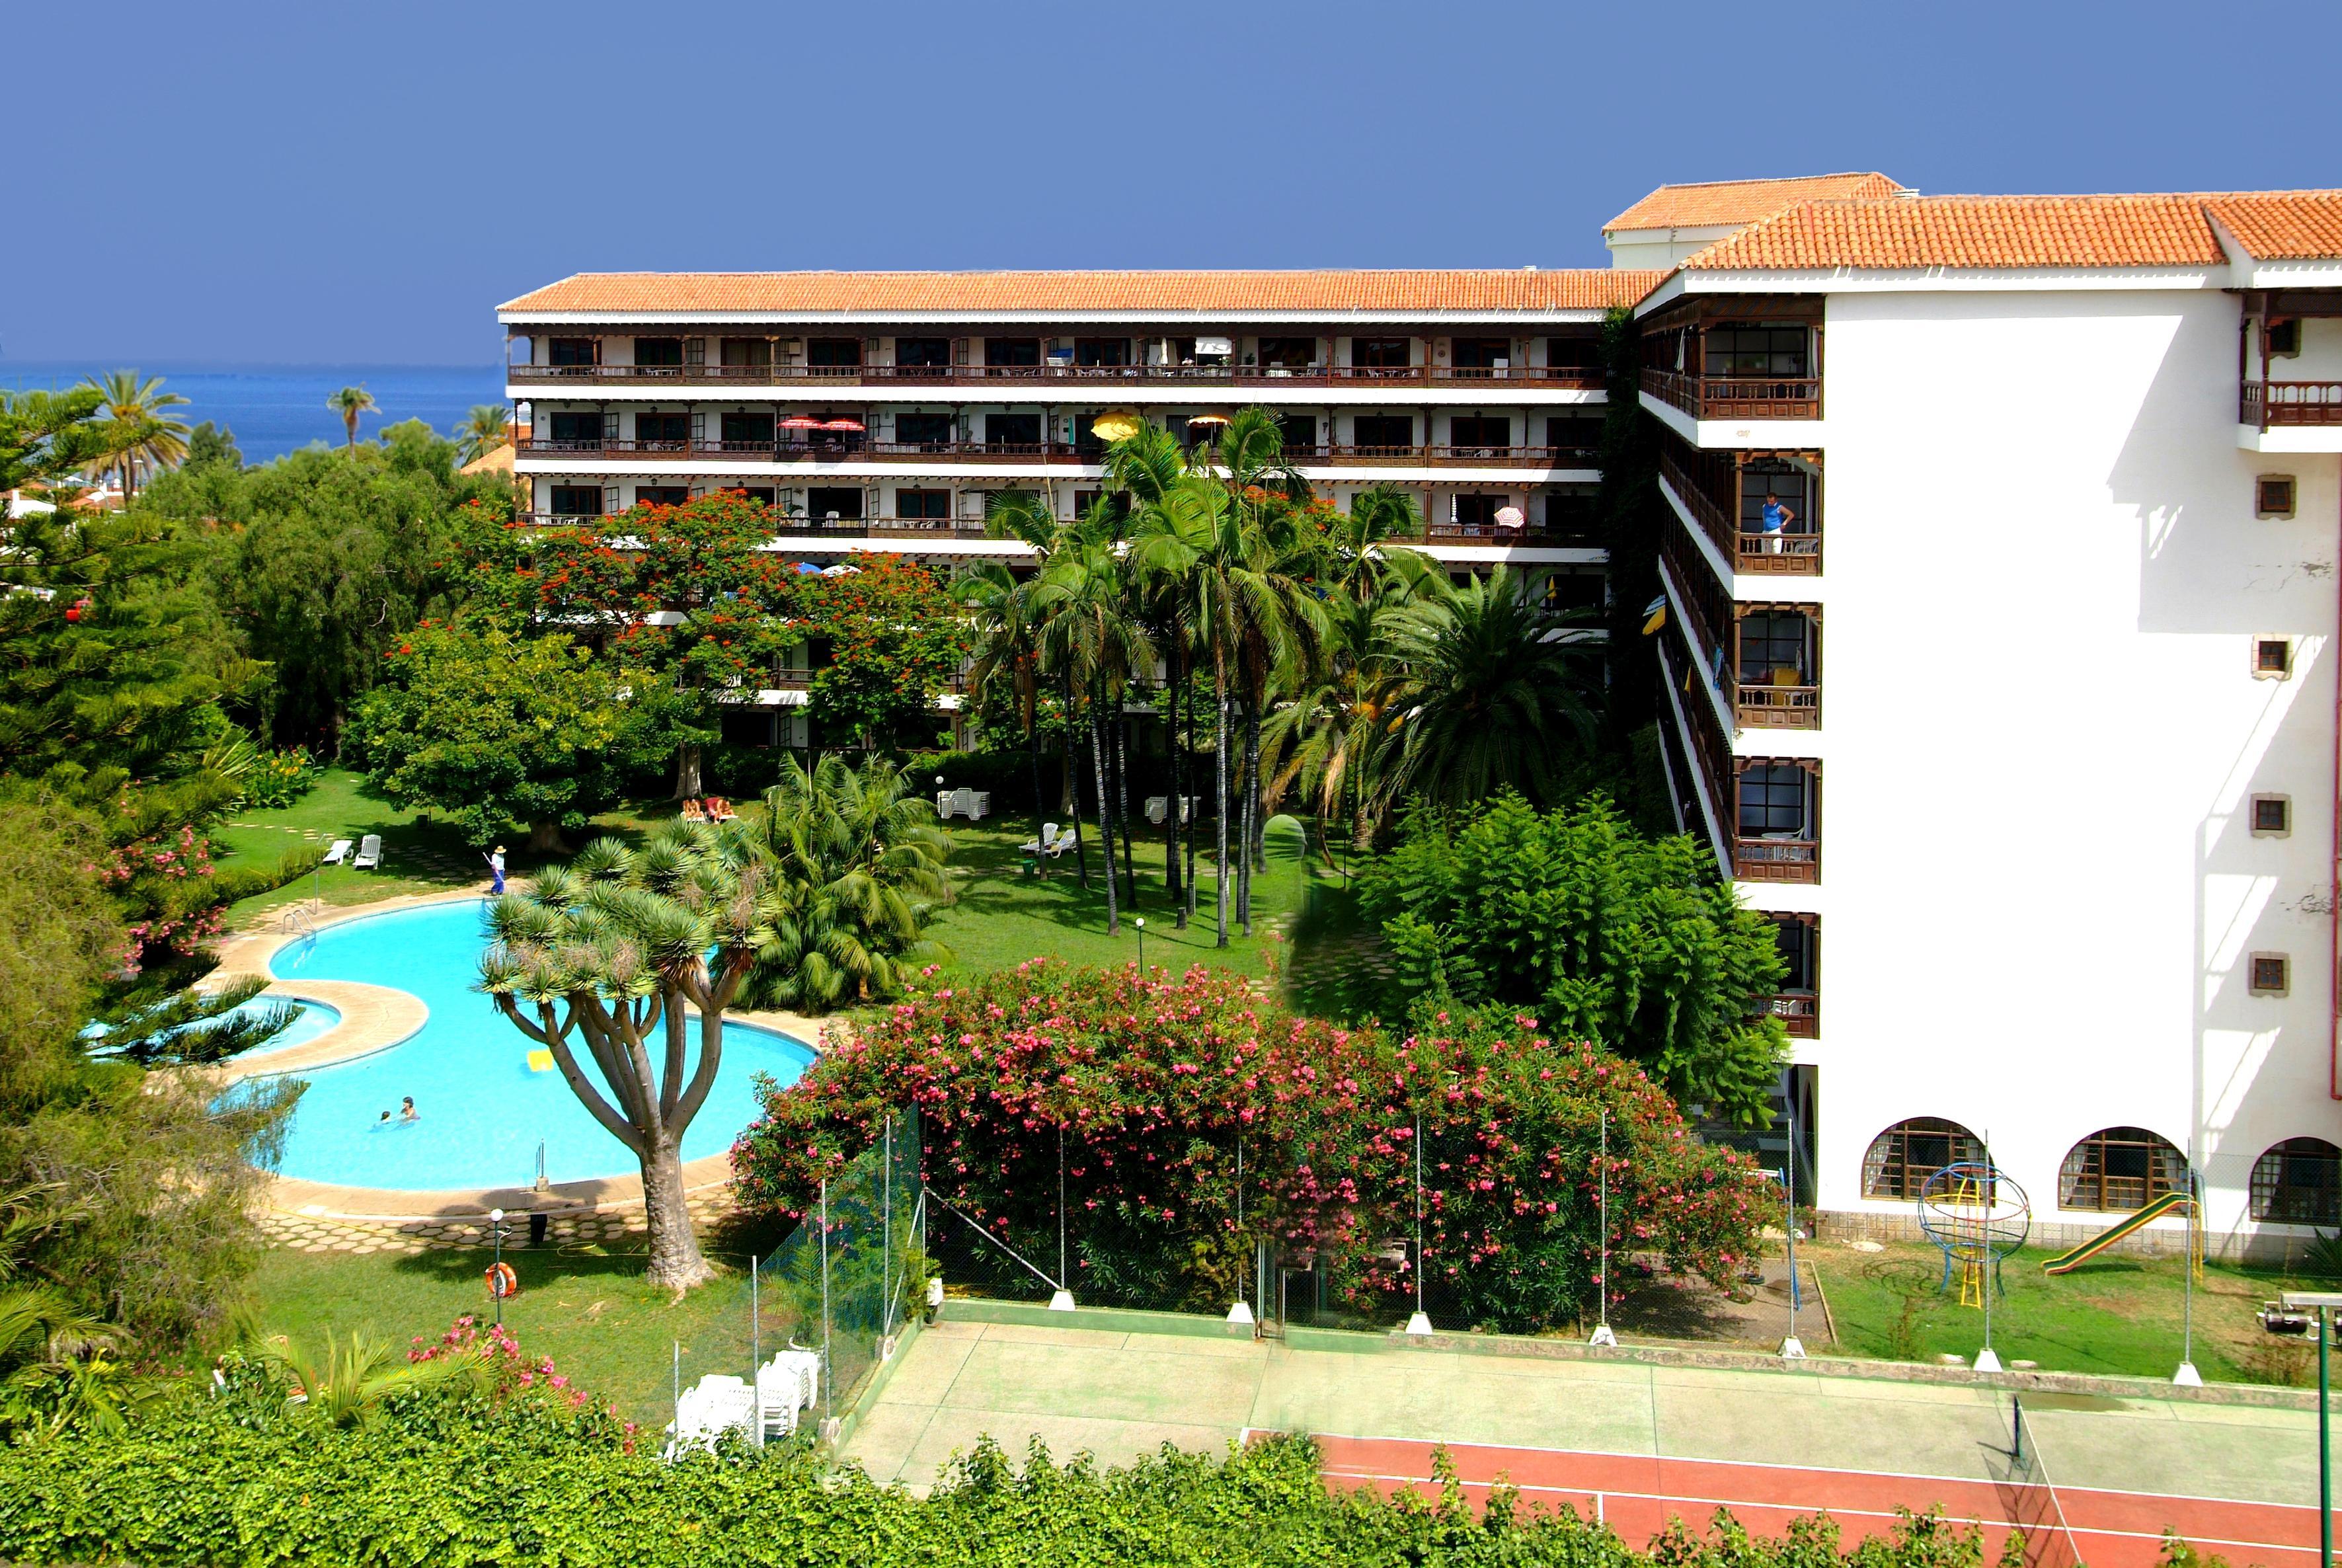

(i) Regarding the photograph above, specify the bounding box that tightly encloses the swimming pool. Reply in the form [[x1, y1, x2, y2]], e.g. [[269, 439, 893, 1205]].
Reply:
[[224, 997, 344, 1058], [257, 901, 813, 1191]]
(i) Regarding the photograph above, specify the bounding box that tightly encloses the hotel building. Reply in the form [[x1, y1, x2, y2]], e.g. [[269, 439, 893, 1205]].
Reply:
[[498, 175, 2342, 1255]]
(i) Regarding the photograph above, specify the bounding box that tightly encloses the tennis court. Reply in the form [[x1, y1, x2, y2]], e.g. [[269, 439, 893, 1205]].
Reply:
[[845, 1310, 2333, 1565]]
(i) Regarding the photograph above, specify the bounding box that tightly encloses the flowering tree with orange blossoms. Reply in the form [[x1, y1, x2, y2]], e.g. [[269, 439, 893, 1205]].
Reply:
[[732, 962, 1766, 1329]]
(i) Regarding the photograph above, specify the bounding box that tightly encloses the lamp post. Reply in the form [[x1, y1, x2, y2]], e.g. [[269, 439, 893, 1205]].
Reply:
[[1405, 1111, 1432, 1336], [489, 1208, 506, 1328], [1134, 916, 1145, 973], [1780, 1112, 1805, 1359], [1589, 1109, 1616, 1347], [2283, 1291, 2342, 1568]]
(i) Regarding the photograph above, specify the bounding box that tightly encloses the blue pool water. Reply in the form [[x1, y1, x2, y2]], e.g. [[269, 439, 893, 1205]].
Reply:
[[258, 902, 813, 1191]]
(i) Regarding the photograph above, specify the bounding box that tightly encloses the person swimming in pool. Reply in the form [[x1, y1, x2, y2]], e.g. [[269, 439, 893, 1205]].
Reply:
[[399, 1096, 418, 1122]]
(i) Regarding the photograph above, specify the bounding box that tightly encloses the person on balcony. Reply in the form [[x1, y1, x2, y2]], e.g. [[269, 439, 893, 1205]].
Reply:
[[1760, 492, 1795, 555]]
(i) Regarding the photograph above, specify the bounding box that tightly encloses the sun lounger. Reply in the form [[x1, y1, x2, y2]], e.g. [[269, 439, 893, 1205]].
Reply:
[[350, 834, 381, 870], [680, 800, 709, 823], [1042, 824, 1077, 857], [1019, 822, 1061, 854], [321, 838, 354, 866]]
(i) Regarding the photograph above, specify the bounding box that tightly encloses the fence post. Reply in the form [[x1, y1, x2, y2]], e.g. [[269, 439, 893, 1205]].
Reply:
[[820, 1177, 832, 1425], [883, 1117, 894, 1341], [750, 1255, 762, 1448]]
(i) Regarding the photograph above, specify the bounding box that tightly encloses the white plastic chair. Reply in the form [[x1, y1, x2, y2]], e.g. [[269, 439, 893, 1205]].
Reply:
[[951, 787, 976, 820], [322, 838, 353, 865], [1020, 822, 1060, 855], [967, 791, 990, 820], [351, 834, 382, 870], [935, 790, 955, 819]]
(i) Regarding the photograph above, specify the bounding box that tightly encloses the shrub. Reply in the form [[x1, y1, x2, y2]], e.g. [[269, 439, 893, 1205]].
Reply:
[[732, 962, 1766, 1329], [207, 842, 326, 904], [1358, 795, 1788, 1124], [243, 746, 320, 809]]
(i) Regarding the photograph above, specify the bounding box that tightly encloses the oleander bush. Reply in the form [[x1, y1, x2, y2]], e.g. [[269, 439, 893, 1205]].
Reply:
[[0, 1341, 2003, 1568], [732, 962, 1766, 1330]]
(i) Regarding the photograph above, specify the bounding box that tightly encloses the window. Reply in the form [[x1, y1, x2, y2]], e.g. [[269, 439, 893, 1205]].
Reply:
[[1547, 413, 1603, 458], [1738, 611, 1811, 683], [1545, 333, 1603, 370], [636, 485, 689, 506], [1737, 762, 1809, 836], [985, 413, 1042, 449], [633, 337, 684, 368], [1073, 337, 1130, 367], [1257, 336, 1319, 368], [731, 487, 775, 507], [634, 411, 689, 447], [549, 485, 602, 516], [1276, 413, 1317, 453], [2251, 953, 2291, 996], [896, 489, 951, 520], [548, 337, 598, 368], [1740, 462, 1811, 536], [1450, 336, 1510, 370], [2255, 637, 2294, 678], [1771, 914, 1817, 992], [2269, 318, 2303, 357], [2252, 794, 2292, 836], [1453, 494, 1501, 529], [2059, 1126, 2187, 1212], [1545, 486, 1600, 536], [983, 338, 1040, 368], [1542, 568, 1605, 613], [719, 337, 771, 368], [896, 336, 952, 368], [720, 411, 775, 447], [719, 709, 778, 748], [807, 487, 862, 523], [807, 338, 861, 370], [1449, 415, 1512, 452], [2252, 1137, 2342, 1224], [1706, 325, 1809, 378], [1862, 1118, 1986, 1201], [2258, 475, 2297, 518], [1354, 336, 1412, 369], [546, 411, 601, 446], [1353, 414, 1414, 451], [896, 412, 955, 450]]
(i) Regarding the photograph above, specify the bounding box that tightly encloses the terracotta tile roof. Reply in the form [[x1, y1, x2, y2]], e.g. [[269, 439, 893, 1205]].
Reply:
[[2202, 192, 2342, 262], [498, 268, 1666, 316], [1684, 190, 2342, 272], [1604, 174, 1906, 233]]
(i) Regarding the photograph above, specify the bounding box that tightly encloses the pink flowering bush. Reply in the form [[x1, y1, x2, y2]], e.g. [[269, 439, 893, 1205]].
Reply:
[[734, 963, 1766, 1330], [409, 1315, 638, 1450]]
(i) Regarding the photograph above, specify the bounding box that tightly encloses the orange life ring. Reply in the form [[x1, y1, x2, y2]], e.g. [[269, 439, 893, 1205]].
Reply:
[[485, 1261, 519, 1299]]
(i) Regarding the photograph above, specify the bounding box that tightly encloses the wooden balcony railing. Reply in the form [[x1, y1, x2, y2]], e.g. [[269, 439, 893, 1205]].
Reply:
[[1659, 450, 1822, 576], [509, 360, 1608, 389], [2242, 381, 2342, 429], [514, 438, 1601, 470], [1642, 367, 1821, 420], [1732, 678, 1820, 730], [514, 512, 1001, 537], [1734, 835, 1818, 884], [1765, 992, 1818, 1038]]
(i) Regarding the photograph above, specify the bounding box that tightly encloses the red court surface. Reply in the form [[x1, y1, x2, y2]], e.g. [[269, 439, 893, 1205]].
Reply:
[[1300, 1432, 2340, 1568]]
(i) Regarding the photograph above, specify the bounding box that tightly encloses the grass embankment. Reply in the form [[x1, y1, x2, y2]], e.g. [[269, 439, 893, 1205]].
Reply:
[[1813, 1238, 2308, 1384], [247, 1242, 767, 1427]]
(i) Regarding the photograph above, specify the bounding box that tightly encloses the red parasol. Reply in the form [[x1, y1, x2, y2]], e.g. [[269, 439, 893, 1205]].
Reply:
[[819, 418, 866, 433], [779, 415, 824, 430]]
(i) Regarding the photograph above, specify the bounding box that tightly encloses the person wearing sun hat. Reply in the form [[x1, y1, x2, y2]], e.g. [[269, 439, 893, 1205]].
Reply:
[[487, 845, 506, 894]]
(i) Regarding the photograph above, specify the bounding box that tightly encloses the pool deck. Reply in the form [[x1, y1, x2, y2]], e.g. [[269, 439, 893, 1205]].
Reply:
[[211, 888, 833, 1224]]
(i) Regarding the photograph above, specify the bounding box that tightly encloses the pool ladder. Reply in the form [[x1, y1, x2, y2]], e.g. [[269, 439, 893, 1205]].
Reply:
[[278, 902, 318, 939]]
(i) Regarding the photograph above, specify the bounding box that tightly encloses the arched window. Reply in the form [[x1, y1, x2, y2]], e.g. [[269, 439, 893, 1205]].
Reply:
[[2059, 1126, 2187, 1212], [2251, 1138, 2342, 1226], [1862, 1117, 1986, 1200]]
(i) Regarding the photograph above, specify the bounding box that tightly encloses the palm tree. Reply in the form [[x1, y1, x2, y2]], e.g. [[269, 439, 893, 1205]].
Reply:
[[953, 561, 1054, 872], [79, 371, 189, 500], [453, 404, 511, 465], [1373, 563, 1604, 808], [479, 820, 779, 1288], [1032, 529, 1153, 936], [327, 385, 377, 448], [746, 751, 953, 1011], [262, 1329, 465, 1428]]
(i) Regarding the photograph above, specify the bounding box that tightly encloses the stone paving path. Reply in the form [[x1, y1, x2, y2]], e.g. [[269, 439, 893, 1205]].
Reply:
[[258, 1190, 737, 1255]]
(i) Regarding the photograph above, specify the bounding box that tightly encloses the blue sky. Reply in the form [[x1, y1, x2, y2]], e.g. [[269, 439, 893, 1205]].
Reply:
[[11, 0, 2338, 366]]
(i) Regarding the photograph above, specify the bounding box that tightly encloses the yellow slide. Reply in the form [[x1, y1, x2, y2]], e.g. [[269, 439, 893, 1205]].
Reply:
[[2041, 1191, 2196, 1275]]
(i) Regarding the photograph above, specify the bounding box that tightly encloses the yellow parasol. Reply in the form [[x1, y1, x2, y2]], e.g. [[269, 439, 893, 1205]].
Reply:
[[1091, 411, 1144, 442]]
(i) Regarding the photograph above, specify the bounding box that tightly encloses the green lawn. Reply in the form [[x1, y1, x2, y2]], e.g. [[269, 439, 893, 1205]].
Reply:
[[1811, 1238, 2309, 1384], [215, 769, 687, 931], [246, 1241, 767, 1428], [927, 810, 1337, 982]]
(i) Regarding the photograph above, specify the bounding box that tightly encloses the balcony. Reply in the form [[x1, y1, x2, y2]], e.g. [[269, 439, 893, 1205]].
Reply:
[[1730, 672, 1819, 728], [1659, 447, 1820, 576], [513, 438, 1597, 470], [1642, 368, 1821, 422], [1765, 992, 1818, 1039], [2241, 381, 2342, 428], [510, 360, 1607, 391], [514, 512, 1000, 539], [1734, 758, 1819, 886]]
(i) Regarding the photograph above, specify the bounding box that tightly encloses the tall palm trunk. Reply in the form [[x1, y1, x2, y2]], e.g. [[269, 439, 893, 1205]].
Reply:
[[1114, 706, 1136, 908], [1247, 700, 1267, 874], [1165, 652, 1185, 921], [1090, 705, 1119, 937], [1064, 669, 1089, 886], [1183, 658, 1199, 926], [1026, 703, 1048, 879], [1236, 695, 1254, 935], [1213, 664, 1231, 948]]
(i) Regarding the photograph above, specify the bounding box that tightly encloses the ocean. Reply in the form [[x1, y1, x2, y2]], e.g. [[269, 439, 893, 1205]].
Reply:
[[0, 362, 505, 464]]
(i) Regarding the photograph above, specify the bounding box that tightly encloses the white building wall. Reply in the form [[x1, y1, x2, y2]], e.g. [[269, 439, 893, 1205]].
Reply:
[[1804, 284, 2342, 1251]]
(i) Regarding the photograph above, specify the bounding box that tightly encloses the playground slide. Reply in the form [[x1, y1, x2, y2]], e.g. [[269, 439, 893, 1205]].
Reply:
[[2040, 1191, 2195, 1275]]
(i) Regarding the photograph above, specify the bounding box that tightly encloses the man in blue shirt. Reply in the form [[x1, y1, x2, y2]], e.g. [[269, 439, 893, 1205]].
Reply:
[[1760, 492, 1795, 555]]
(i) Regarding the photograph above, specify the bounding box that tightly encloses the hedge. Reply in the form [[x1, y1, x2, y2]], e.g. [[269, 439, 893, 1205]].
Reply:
[[0, 1382, 2010, 1568]]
